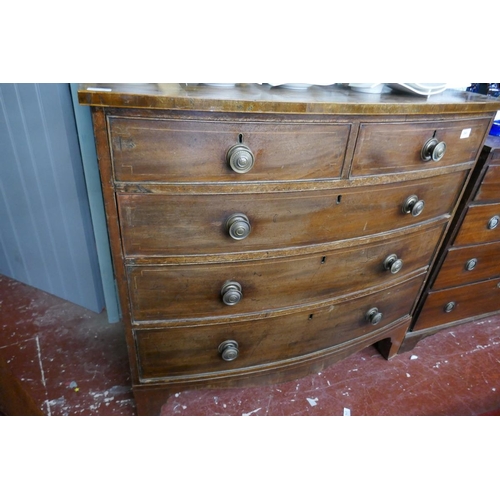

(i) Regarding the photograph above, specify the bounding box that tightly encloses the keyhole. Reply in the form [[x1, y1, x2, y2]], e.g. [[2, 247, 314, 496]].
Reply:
[[432, 130, 437, 138], [337, 195, 342, 204], [309, 314, 314, 320], [238, 133, 243, 143], [321, 256, 327, 264]]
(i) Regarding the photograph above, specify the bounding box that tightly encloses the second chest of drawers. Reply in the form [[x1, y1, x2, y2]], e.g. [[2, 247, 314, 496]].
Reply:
[[405, 135, 500, 349]]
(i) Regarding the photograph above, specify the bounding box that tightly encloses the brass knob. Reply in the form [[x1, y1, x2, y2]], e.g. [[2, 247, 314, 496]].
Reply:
[[421, 138, 447, 162], [402, 195, 425, 217], [383, 254, 403, 274], [218, 340, 239, 361], [366, 307, 383, 325], [487, 215, 499, 230], [226, 213, 251, 240], [465, 258, 477, 271], [444, 301, 456, 313], [226, 144, 255, 173], [221, 281, 242, 305]]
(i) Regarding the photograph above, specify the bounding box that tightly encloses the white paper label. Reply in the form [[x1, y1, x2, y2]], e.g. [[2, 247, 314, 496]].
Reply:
[[460, 128, 472, 139]]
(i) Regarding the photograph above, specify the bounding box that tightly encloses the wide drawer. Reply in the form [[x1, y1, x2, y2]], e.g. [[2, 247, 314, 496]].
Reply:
[[432, 240, 500, 290], [412, 277, 500, 331], [128, 224, 444, 322], [474, 165, 500, 202], [351, 117, 490, 176], [453, 202, 500, 246], [135, 273, 424, 380], [108, 117, 350, 182], [117, 170, 466, 257]]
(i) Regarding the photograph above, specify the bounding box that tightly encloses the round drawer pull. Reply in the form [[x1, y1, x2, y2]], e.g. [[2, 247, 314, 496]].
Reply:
[[218, 340, 239, 361], [444, 301, 456, 313], [383, 254, 403, 274], [226, 144, 255, 173], [487, 215, 499, 230], [221, 281, 242, 306], [226, 213, 251, 240], [465, 258, 477, 271], [421, 138, 447, 162], [402, 195, 425, 217], [366, 307, 383, 325]]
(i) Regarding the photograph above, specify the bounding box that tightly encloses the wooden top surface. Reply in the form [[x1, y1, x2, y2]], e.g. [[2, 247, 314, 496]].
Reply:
[[77, 83, 500, 115]]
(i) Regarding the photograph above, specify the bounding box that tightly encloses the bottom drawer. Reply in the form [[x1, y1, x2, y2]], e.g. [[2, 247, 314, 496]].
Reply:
[[413, 278, 500, 331], [135, 274, 424, 381]]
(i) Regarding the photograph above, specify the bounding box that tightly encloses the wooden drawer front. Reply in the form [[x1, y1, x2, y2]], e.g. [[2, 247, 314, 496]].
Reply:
[[453, 202, 500, 246], [413, 278, 500, 331], [118, 170, 465, 257], [128, 224, 444, 322], [432, 240, 500, 290], [351, 118, 490, 176], [474, 165, 500, 202], [109, 117, 350, 182], [135, 274, 424, 380]]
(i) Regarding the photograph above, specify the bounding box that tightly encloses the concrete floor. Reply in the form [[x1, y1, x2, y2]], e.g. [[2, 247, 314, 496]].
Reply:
[[1, 273, 499, 416]]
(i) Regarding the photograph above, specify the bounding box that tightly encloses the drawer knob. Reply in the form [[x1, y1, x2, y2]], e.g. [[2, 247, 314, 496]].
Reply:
[[218, 340, 239, 361], [366, 307, 383, 325], [221, 281, 242, 305], [226, 144, 255, 173], [444, 301, 456, 313], [384, 254, 403, 274], [487, 215, 499, 230], [402, 195, 425, 217], [465, 258, 477, 271], [226, 213, 251, 240], [421, 138, 447, 162]]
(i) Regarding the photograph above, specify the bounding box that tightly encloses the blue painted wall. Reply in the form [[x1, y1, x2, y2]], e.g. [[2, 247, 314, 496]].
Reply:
[[0, 83, 105, 313]]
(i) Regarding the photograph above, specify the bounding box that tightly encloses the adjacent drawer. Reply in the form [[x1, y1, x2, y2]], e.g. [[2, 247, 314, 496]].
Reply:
[[109, 117, 350, 182], [118, 170, 466, 257], [351, 117, 490, 176], [412, 278, 500, 331], [474, 165, 500, 202], [432, 240, 500, 290], [453, 202, 500, 247], [135, 273, 424, 380], [128, 223, 444, 322]]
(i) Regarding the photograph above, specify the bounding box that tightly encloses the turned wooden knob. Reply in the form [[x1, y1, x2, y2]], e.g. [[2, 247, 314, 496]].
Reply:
[[403, 195, 425, 217], [421, 138, 446, 162], [366, 307, 383, 325], [221, 281, 242, 305], [218, 340, 239, 361], [384, 254, 403, 274], [226, 213, 251, 240], [226, 144, 255, 173]]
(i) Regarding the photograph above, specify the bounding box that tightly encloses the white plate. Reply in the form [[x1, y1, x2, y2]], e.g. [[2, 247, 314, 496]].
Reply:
[[348, 83, 391, 94], [387, 83, 447, 96]]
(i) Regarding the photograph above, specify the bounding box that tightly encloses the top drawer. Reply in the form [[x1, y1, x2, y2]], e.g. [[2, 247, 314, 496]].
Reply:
[[351, 117, 491, 176], [108, 117, 350, 182]]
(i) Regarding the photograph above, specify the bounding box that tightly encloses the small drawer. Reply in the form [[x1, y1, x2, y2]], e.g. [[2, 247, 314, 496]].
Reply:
[[453, 202, 500, 247], [128, 223, 444, 323], [351, 117, 490, 176], [134, 274, 424, 381], [432, 240, 500, 290], [412, 278, 500, 331], [117, 170, 466, 257], [474, 165, 500, 202], [109, 116, 350, 182]]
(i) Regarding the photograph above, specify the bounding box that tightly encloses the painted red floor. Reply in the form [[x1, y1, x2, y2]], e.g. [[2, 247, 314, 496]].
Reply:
[[1, 273, 499, 416]]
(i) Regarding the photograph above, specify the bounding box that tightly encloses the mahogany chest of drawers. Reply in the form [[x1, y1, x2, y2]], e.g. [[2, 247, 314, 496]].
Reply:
[[404, 135, 500, 350], [78, 84, 499, 415]]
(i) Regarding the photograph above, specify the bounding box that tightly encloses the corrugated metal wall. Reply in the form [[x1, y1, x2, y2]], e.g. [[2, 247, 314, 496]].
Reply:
[[0, 83, 105, 313]]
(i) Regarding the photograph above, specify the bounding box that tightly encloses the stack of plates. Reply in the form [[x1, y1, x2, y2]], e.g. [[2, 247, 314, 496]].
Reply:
[[387, 83, 447, 96]]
